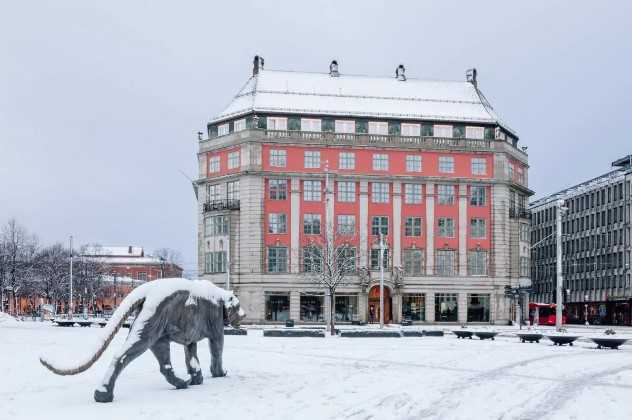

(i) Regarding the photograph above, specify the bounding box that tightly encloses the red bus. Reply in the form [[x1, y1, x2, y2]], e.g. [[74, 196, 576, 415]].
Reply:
[[528, 303, 567, 326]]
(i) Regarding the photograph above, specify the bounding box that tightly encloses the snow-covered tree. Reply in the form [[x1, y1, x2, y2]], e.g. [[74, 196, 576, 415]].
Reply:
[[34, 243, 69, 313], [74, 245, 107, 312], [1, 219, 38, 315], [153, 247, 183, 267]]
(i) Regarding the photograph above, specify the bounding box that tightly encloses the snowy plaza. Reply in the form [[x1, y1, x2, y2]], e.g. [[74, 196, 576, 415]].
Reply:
[[2, 319, 632, 420]]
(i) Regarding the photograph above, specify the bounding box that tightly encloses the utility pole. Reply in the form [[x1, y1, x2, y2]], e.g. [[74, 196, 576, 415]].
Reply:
[[69, 235, 73, 318], [555, 200, 564, 331], [379, 233, 385, 329]]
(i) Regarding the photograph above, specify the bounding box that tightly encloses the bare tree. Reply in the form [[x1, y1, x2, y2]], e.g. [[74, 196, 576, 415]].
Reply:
[[1, 219, 38, 315], [74, 245, 107, 313], [303, 234, 358, 335], [153, 248, 183, 267], [0, 240, 8, 312], [34, 243, 69, 314]]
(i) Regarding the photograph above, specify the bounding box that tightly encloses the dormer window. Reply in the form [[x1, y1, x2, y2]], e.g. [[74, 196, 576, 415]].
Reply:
[[217, 123, 229, 136]]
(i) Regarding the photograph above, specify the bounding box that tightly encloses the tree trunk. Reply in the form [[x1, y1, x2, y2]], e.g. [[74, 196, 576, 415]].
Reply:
[[329, 290, 336, 336]]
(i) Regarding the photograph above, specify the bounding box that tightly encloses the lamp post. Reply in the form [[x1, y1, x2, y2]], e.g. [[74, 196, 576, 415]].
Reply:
[[584, 294, 589, 327], [555, 200, 567, 332], [69, 235, 73, 319], [379, 233, 385, 329]]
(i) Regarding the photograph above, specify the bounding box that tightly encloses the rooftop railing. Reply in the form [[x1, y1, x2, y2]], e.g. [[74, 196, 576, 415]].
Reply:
[[203, 199, 240, 212]]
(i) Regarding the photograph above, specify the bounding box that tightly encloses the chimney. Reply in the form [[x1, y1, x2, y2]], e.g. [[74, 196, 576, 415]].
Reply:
[[466, 68, 478, 87], [253, 55, 265, 76], [329, 60, 339, 77], [128, 245, 132, 255], [395, 64, 406, 81]]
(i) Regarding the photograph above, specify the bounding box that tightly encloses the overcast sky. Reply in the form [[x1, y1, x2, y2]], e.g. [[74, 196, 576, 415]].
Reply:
[[2, 1, 631, 276]]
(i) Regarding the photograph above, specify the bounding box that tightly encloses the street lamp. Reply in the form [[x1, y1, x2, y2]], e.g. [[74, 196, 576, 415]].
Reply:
[[584, 294, 589, 327]]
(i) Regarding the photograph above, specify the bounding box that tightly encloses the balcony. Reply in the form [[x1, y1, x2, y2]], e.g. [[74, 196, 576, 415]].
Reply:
[[203, 199, 240, 212], [509, 208, 531, 219], [263, 129, 494, 150]]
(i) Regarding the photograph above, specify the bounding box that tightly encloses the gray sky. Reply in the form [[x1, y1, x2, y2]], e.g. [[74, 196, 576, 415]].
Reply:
[[2, 1, 631, 276]]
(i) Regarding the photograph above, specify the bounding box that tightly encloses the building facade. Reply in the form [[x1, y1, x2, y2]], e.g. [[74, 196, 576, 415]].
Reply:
[[530, 156, 632, 325], [197, 58, 532, 324]]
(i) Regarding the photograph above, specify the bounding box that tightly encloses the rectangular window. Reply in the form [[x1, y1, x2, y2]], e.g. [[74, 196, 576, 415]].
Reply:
[[436, 251, 456, 276], [368, 121, 388, 135], [404, 183, 422, 204], [268, 213, 287, 234], [405, 155, 422, 172], [402, 294, 425, 321], [372, 153, 389, 171], [303, 180, 321, 201], [335, 295, 358, 322], [303, 246, 322, 272], [371, 182, 389, 203], [371, 216, 389, 236], [435, 293, 458, 321], [303, 214, 321, 235], [205, 251, 227, 273], [205, 215, 228, 236], [332, 246, 355, 273], [304, 150, 321, 168], [300, 294, 324, 321], [138, 272, 147, 281], [437, 184, 455, 205], [403, 250, 424, 275], [520, 224, 529, 242], [467, 294, 490, 322], [370, 248, 389, 270], [520, 256, 530, 277], [207, 184, 221, 201], [267, 117, 287, 131], [267, 248, 288, 273], [301, 118, 321, 132], [405, 217, 422, 237], [335, 120, 355, 134], [471, 158, 487, 175], [438, 156, 455, 173], [466, 126, 485, 139], [434, 124, 453, 138], [226, 180, 239, 200], [401, 123, 421, 137], [337, 215, 356, 235], [470, 186, 486, 206], [233, 119, 246, 132], [265, 292, 290, 320], [470, 218, 486, 238], [337, 181, 356, 202], [338, 152, 355, 169], [468, 250, 488, 275], [438, 218, 455, 237], [269, 179, 287, 200], [217, 123, 229, 136], [269, 149, 287, 167], [227, 151, 240, 170], [209, 156, 220, 173], [422, 124, 434, 137]]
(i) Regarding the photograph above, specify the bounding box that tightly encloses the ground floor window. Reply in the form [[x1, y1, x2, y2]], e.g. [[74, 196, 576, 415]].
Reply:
[[402, 294, 425, 321], [265, 292, 290, 321], [467, 294, 490, 322], [435, 293, 458, 322], [300, 294, 323, 322], [335, 295, 358, 322]]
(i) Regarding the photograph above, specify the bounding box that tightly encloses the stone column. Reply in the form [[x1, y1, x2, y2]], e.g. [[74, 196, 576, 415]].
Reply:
[[290, 178, 301, 273], [425, 292, 435, 322], [290, 290, 300, 322], [359, 181, 369, 269], [325, 175, 335, 245], [459, 184, 468, 277], [425, 183, 435, 275], [358, 291, 368, 322], [238, 176, 264, 274], [392, 291, 402, 323], [458, 292, 468, 323], [324, 291, 332, 324], [393, 181, 402, 269]]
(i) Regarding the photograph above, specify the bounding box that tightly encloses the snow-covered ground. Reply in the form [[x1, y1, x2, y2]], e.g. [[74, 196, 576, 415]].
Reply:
[[2, 321, 632, 420]]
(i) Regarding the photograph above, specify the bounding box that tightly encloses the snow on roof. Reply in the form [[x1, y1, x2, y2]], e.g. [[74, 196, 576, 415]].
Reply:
[[82, 246, 144, 257], [529, 167, 630, 209], [211, 69, 516, 134]]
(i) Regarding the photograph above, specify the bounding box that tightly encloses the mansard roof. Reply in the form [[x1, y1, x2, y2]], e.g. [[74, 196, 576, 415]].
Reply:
[[210, 68, 516, 135]]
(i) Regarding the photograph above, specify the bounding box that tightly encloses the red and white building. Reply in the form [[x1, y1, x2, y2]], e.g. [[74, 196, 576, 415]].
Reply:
[[197, 58, 532, 324]]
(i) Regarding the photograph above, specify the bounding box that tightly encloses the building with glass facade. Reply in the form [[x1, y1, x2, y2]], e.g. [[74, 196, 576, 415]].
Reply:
[[196, 57, 532, 324], [530, 156, 632, 325]]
